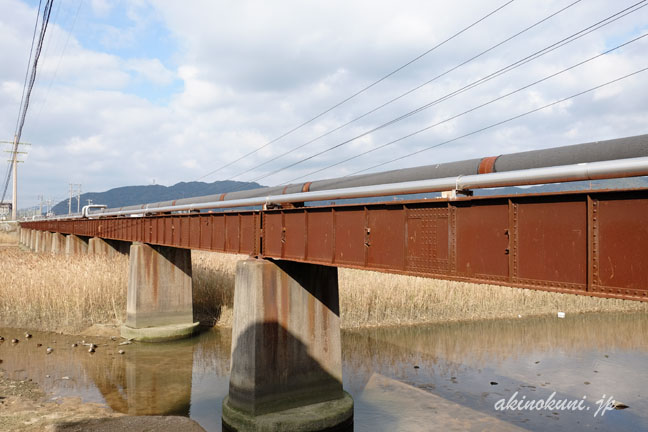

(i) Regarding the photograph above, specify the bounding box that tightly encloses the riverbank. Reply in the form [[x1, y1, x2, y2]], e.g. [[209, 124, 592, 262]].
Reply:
[[0, 368, 119, 431], [0, 327, 206, 431], [1, 245, 646, 334], [0, 370, 206, 431]]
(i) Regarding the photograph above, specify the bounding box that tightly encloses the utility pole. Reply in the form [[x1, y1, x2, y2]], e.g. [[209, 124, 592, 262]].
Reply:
[[68, 183, 81, 214], [2, 138, 30, 220], [37, 194, 44, 216], [11, 136, 16, 220], [76, 184, 82, 213]]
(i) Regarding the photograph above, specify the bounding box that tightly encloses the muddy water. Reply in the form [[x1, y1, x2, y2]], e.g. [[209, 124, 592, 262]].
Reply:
[[1, 312, 647, 431]]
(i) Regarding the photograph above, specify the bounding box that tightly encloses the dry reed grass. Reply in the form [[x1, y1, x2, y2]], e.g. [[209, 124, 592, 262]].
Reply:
[[338, 268, 648, 328], [191, 250, 242, 326], [0, 231, 18, 244], [1, 247, 646, 333], [0, 248, 128, 333]]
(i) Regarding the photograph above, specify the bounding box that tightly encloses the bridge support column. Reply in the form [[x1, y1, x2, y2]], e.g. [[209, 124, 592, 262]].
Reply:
[[30, 230, 37, 251], [40, 232, 52, 253], [120, 242, 198, 342], [35, 231, 50, 253], [51, 233, 65, 254], [222, 258, 353, 432], [65, 235, 89, 255]]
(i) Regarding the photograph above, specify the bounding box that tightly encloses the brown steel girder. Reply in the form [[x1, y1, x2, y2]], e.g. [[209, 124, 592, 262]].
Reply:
[[21, 188, 648, 302]]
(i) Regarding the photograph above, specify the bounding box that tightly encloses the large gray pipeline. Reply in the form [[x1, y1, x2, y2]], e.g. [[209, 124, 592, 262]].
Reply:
[[82, 133, 648, 215], [86, 156, 648, 218]]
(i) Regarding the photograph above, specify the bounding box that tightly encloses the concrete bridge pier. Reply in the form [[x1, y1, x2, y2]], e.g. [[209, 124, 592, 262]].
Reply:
[[88, 237, 129, 256], [51, 233, 66, 254], [222, 258, 353, 432], [120, 242, 198, 342], [20, 228, 30, 247], [31, 230, 39, 251], [41, 232, 53, 253], [65, 235, 89, 255], [34, 231, 51, 253]]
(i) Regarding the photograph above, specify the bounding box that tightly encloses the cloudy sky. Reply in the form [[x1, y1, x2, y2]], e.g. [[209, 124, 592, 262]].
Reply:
[[1, 0, 647, 208]]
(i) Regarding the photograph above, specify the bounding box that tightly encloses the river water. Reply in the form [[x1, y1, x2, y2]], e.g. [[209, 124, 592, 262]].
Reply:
[[1, 312, 646, 431]]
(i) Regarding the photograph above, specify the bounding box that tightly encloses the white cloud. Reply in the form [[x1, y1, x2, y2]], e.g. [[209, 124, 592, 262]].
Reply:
[[181, 159, 198, 169], [0, 0, 647, 208], [64, 135, 105, 154]]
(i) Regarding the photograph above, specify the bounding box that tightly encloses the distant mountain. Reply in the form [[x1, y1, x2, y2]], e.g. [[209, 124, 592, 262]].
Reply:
[[51, 180, 263, 215]]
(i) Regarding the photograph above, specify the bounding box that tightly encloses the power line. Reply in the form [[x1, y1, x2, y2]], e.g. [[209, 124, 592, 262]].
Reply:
[[1, 0, 54, 207], [251, 0, 647, 184], [13, 0, 43, 137], [285, 31, 648, 183], [349, 67, 648, 176], [195, 0, 517, 181], [1, 1, 43, 200], [37, 0, 62, 67], [31, 0, 83, 133], [228, 0, 584, 182]]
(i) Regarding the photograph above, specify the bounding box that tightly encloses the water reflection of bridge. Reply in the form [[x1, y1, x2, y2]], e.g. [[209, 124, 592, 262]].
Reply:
[[84, 339, 195, 416]]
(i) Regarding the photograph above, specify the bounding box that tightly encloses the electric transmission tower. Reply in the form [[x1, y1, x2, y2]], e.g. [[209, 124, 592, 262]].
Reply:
[[68, 183, 81, 214]]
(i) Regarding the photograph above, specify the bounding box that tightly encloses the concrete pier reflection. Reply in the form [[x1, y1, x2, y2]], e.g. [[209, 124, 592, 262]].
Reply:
[[84, 339, 195, 415]]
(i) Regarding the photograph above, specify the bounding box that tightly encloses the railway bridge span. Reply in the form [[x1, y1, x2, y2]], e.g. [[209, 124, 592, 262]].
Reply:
[[18, 134, 648, 431]]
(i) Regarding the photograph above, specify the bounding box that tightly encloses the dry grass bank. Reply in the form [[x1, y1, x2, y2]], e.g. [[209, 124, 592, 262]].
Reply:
[[0, 230, 18, 244], [0, 248, 646, 333], [338, 269, 648, 328], [0, 248, 128, 333], [191, 251, 241, 326]]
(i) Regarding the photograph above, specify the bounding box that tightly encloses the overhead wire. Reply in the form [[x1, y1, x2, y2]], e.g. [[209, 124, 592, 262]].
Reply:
[[249, 0, 647, 184], [31, 0, 84, 132], [12, 0, 44, 137], [1, 0, 55, 203], [195, 0, 517, 181], [227, 0, 584, 182], [37, 0, 62, 66], [350, 67, 648, 176], [1, 0, 43, 203], [287, 32, 647, 182]]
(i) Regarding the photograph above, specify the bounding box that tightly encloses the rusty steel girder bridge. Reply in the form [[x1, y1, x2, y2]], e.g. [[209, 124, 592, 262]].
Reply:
[[21, 187, 648, 302], [17, 134, 648, 430], [21, 134, 648, 302]]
